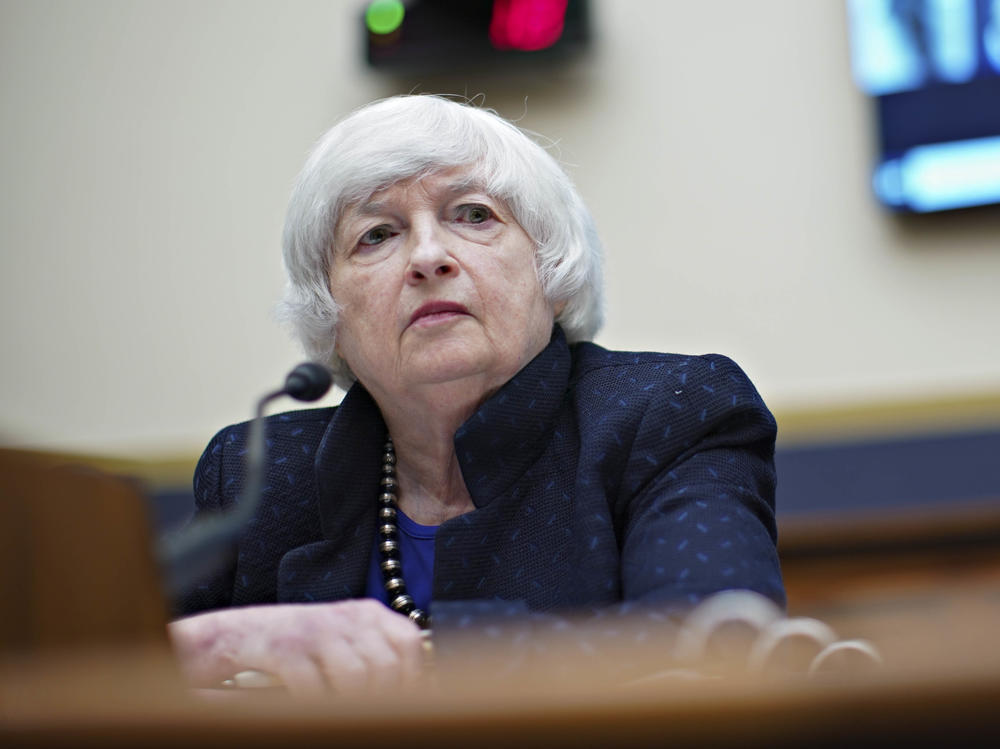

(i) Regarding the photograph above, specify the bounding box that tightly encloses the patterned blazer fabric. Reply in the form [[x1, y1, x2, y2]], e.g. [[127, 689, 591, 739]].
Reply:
[[177, 326, 784, 621]]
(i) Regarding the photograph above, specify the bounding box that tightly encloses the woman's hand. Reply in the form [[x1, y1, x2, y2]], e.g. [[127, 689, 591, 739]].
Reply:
[[168, 599, 426, 696]]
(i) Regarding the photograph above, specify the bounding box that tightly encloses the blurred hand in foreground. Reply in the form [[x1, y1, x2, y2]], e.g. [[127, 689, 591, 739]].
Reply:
[[168, 599, 425, 696]]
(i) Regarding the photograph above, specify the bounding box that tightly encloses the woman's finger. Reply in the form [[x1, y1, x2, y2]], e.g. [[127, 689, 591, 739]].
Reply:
[[314, 634, 370, 693], [273, 653, 331, 695]]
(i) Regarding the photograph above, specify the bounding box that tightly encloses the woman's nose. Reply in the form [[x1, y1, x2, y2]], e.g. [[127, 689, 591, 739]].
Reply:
[[405, 228, 457, 284]]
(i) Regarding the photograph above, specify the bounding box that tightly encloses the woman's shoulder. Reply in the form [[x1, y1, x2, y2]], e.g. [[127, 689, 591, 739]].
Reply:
[[568, 341, 760, 396], [565, 341, 773, 438], [192, 406, 339, 504], [197, 406, 339, 468], [207, 405, 337, 441]]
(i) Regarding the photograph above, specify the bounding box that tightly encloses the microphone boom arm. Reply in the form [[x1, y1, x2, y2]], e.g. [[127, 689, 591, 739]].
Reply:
[[158, 365, 331, 602]]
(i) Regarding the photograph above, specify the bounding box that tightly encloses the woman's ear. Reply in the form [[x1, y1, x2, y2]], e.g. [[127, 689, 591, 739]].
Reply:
[[553, 299, 567, 317]]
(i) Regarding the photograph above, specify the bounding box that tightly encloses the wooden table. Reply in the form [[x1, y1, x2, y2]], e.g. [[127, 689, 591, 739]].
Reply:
[[4, 579, 1000, 749]]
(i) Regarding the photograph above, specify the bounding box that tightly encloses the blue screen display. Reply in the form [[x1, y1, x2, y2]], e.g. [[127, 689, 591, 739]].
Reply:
[[847, 0, 1000, 212]]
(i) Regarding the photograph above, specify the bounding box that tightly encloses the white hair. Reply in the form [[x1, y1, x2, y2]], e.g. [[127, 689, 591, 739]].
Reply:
[[277, 95, 604, 389]]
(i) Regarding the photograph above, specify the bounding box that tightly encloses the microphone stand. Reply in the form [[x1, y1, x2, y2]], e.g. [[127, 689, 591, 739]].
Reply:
[[158, 363, 331, 601]]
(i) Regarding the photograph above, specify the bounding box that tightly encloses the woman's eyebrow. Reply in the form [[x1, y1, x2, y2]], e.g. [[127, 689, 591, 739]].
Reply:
[[442, 178, 489, 197], [351, 200, 389, 217]]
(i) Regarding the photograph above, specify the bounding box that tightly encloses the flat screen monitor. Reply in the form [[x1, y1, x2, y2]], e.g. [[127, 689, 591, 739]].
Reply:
[[847, 0, 1000, 212]]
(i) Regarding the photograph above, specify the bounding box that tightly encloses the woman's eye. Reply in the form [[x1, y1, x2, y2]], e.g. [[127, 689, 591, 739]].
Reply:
[[458, 204, 494, 224], [359, 226, 392, 246]]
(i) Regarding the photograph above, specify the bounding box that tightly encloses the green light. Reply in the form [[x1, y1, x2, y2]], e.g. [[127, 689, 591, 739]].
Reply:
[[366, 0, 405, 35]]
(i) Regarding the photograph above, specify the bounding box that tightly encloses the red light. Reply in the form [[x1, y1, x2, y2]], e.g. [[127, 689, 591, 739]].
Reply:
[[489, 0, 569, 52]]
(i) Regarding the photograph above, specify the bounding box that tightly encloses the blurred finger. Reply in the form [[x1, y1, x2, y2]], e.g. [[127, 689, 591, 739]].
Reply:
[[316, 636, 369, 693], [347, 627, 408, 692], [275, 654, 330, 695], [373, 609, 426, 684]]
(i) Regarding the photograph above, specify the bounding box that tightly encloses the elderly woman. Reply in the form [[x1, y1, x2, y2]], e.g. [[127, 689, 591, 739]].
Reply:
[[170, 95, 784, 693]]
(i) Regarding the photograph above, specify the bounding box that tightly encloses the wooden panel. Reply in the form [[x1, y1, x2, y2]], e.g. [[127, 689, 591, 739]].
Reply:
[[779, 498, 1000, 639], [0, 449, 170, 654]]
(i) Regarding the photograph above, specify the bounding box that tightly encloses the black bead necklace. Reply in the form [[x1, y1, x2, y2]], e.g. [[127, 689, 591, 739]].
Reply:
[[377, 438, 431, 630]]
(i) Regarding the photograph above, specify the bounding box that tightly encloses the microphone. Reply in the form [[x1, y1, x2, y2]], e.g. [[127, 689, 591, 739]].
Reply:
[[283, 362, 333, 402], [159, 362, 332, 600]]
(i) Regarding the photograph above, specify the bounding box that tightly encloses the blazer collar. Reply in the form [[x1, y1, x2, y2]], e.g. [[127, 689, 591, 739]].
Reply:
[[453, 325, 571, 507], [314, 383, 386, 541]]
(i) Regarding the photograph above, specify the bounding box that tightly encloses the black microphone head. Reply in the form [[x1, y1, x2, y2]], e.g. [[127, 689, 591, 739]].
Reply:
[[283, 362, 333, 402]]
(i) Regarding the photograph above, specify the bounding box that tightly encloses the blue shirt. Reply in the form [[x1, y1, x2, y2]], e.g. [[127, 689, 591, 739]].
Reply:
[[364, 507, 437, 613]]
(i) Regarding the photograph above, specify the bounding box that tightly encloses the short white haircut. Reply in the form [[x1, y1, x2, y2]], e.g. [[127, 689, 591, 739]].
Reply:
[[277, 95, 604, 389]]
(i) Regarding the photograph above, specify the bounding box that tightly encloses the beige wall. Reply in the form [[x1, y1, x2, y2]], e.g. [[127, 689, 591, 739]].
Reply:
[[2, 0, 999, 457]]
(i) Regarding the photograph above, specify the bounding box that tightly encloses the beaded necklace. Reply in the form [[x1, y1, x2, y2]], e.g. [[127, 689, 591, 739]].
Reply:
[[377, 438, 431, 630]]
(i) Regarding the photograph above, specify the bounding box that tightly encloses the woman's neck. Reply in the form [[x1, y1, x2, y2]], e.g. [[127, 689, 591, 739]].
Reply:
[[375, 382, 485, 525]]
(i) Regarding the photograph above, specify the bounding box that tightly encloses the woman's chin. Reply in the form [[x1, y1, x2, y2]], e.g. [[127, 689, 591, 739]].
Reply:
[[407, 360, 488, 387], [401, 348, 501, 391]]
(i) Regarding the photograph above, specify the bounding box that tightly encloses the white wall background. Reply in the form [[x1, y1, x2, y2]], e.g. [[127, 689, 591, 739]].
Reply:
[[2, 0, 999, 457]]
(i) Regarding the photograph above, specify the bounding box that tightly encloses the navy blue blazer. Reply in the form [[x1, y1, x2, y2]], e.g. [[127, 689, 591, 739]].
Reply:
[[177, 327, 784, 624]]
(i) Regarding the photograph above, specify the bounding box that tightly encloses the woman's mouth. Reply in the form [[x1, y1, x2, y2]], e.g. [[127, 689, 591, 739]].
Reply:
[[408, 301, 470, 328]]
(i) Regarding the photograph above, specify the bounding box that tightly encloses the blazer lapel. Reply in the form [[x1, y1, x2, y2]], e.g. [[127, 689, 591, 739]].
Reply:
[[277, 383, 386, 603]]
